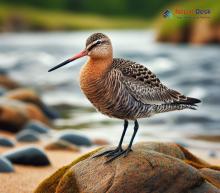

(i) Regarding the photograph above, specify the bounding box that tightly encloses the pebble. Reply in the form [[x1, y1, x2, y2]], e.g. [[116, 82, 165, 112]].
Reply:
[[16, 130, 40, 142], [3, 146, 50, 166], [58, 132, 92, 146], [0, 136, 15, 147], [0, 156, 14, 173], [23, 121, 51, 134]]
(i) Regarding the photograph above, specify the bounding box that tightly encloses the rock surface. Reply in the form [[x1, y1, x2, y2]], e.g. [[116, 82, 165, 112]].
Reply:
[[0, 136, 15, 147], [0, 156, 14, 173], [3, 146, 50, 166], [34, 142, 220, 193]]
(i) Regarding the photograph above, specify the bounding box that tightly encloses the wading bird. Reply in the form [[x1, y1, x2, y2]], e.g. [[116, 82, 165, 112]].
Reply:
[[48, 33, 201, 162]]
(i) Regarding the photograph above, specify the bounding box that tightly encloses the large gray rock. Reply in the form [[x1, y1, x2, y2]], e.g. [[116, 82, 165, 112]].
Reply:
[[34, 142, 220, 193]]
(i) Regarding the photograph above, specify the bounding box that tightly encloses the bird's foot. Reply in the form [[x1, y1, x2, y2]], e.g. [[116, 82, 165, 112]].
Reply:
[[93, 147, 123, 158], [105, 148, 132, 163]]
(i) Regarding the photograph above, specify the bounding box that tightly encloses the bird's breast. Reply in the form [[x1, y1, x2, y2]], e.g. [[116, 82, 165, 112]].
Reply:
[[79, 61, 112, 112]]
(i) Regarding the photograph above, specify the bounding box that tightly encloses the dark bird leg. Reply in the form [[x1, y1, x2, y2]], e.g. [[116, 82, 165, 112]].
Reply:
[[105, 120, 139, 163], [93, 120, 128, 158]]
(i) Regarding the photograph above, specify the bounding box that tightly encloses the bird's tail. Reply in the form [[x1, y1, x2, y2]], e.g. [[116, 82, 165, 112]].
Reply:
[[154, 97, 201, 113], [174, 97, 201, 106]]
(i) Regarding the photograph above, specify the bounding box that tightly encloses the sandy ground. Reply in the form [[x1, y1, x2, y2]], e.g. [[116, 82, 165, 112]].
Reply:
[[0, 131, 219, 193], [0, 131, 82, 193]]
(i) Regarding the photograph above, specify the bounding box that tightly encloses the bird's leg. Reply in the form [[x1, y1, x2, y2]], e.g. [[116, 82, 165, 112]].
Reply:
[[105, 120, 139, 163], [123, 120, 139, 157], [93, 120, 128, 158]]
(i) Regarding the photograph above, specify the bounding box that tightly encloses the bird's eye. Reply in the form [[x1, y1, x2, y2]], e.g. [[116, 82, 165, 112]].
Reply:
[[96, 40, 102, 45]]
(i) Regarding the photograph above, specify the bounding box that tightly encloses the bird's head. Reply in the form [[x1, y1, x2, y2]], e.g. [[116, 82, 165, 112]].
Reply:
[[48, 33, 112, 72]]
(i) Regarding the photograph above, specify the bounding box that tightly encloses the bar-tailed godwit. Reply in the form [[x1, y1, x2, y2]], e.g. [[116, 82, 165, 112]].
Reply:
[[49, 33, 201, 162]]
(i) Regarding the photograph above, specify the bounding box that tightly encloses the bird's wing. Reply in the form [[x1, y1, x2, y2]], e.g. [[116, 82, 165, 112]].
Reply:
[[113, 58, 187, 105]]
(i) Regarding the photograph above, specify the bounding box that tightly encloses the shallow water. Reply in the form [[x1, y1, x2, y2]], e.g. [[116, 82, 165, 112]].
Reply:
[[0, 30, 220, 155]]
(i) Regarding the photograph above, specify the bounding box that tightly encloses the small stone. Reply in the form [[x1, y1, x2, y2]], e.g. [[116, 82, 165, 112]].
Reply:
[[23, 121, 51, 134], [0, 136, 15, 147], [93, 138, 110, 146], [58, 132, 92, 146], [16, 130, 40, 142], [3, 146, 50, 166], [209, 151, 217, 158], [0, 156, 14, 173], [44, 140, 80, 152]]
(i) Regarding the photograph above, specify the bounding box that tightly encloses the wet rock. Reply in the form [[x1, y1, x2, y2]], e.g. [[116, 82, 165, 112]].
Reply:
[[34, 142, 220, 193], [58, 132, 92, 147], [23, 121, 51, 134], [44, 139, 80, 152], [3, 146, 50, 166], [5, 88, 59, 119], [0, 156, 14, 173], [16, 130, 40, 142], [0, 98, 50, 132], [0, 136, 15, 147]]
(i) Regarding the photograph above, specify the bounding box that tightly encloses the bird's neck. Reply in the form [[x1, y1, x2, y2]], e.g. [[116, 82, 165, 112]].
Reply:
[[81, 57, 113, 80]]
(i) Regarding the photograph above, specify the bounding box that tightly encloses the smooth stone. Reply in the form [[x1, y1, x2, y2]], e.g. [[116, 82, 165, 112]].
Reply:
[[34, 142, 220, 193], [58, 132, 92, 146], [23, 121, 50, 134], [16, 130, 40, 142], [44, 139, 80, 152], [3, 146, 50, 166], [0, 136, 15, 147], [0, 156, 14, 173]]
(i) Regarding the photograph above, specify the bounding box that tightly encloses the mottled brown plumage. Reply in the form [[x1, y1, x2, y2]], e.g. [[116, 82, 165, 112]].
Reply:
[[49, 32, 201, 162]]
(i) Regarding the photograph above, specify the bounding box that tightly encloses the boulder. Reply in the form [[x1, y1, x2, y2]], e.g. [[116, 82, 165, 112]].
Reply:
[[0, 136, 15, 147], [58, 132, 92, 147], [5, 88, 59, 119], [0, 98, 50, 132], [0, 156, 14, 173], [44, 139, 80, 152], [3, 146, 50, 166], [16, 130, 41, 142], [34, 142, 220, 193]]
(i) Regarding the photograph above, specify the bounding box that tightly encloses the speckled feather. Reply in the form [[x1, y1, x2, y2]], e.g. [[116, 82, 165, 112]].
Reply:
[[112, 58, 188, 105]]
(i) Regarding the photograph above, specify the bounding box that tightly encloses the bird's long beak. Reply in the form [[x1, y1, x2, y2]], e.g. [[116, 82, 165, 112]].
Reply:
[[48, 50, 88, 72]]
